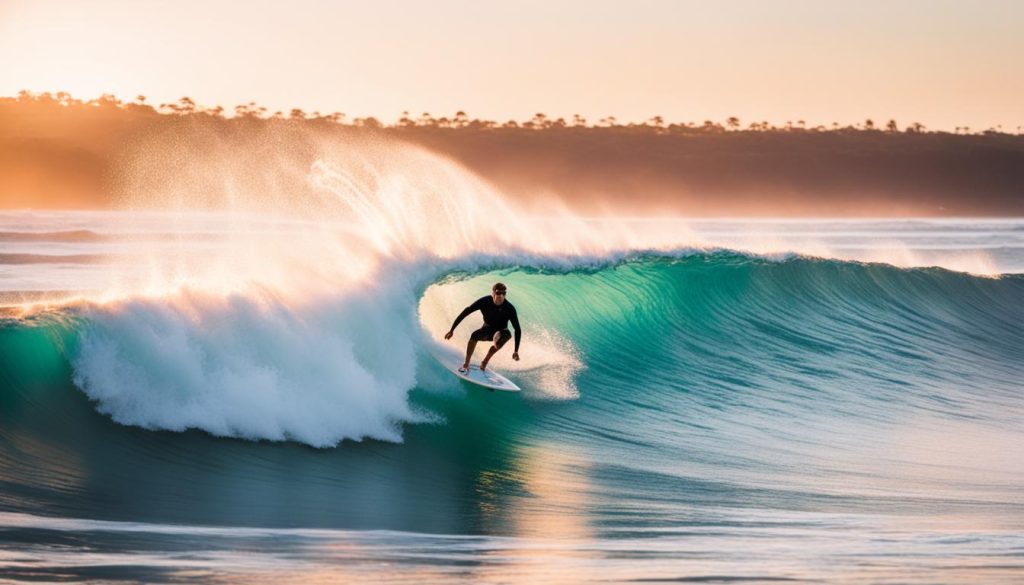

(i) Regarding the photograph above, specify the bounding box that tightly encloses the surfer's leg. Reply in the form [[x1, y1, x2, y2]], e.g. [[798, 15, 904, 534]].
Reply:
[[480, 345, 499, 371], [466, 326, 493, 369], [480, 330, 511, 371], [463, 339, 478, 370]]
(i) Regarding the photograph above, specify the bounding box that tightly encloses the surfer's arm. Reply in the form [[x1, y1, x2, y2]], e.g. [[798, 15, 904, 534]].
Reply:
[[510, 310, 521, 353], [449, 298, 484, 332]]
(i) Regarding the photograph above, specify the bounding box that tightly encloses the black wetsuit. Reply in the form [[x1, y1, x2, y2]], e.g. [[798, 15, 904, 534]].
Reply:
[[450, 296, 522, 351]]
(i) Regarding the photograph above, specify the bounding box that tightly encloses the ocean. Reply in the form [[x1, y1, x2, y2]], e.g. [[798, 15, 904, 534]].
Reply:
[[1, 162, 1022, 583]]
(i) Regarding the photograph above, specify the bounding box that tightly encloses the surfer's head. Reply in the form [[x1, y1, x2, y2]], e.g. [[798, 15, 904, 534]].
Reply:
[[491, 282, 507, 304]]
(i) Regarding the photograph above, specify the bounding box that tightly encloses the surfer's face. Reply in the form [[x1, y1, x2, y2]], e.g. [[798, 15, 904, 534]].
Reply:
[[491, 290, 506, 305]]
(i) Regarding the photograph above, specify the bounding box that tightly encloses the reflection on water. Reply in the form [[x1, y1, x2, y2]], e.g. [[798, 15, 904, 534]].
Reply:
[[475, 444, 593, 539], [3, 511, 1023, 584]]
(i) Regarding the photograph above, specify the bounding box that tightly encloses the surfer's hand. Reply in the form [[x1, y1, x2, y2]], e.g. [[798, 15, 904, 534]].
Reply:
[[512, 352, 520, 361], [444, 330, 454, 340]]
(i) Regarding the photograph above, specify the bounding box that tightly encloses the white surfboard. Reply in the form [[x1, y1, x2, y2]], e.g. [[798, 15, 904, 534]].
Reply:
[[447, 363, 521, 392]]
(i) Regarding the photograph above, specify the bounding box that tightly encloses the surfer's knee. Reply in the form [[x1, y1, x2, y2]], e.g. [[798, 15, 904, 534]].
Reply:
[[493, 330, 511, 349]]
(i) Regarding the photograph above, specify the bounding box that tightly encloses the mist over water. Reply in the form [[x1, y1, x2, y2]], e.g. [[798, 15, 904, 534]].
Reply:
[[1, 132, 1022, 583]]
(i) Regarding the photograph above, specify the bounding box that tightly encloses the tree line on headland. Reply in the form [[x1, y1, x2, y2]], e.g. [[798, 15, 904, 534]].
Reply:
[[2, 91, 1022, 215], [13, 90, 1018, 134]]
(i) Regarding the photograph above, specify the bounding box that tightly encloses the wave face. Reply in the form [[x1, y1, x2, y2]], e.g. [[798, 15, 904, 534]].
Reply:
[[425, 254, 1024, 523], [4, 253, 1023, 507], [2, 252, 1023, 582], [1, 135, 1023, 582]]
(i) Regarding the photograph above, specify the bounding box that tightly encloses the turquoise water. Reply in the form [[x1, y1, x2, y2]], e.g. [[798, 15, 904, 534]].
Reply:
[[1, 214, 1023, 583]]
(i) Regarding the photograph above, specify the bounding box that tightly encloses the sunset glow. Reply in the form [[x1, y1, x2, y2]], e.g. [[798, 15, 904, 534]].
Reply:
[[2, 0, 1022, 131], [2, 3, 1023, 584]]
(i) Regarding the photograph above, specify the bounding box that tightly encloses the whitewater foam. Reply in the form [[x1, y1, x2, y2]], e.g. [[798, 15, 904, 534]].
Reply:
[[72, 282, 426, 446]]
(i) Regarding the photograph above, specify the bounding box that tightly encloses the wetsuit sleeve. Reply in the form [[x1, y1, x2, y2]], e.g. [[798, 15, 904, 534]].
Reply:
[[510, 307, 522, 352], [450, 297, 485, 332]]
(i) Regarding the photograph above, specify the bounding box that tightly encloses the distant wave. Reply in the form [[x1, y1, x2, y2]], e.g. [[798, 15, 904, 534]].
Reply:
[[0, 253, 112, 265], [0, 230, 108, 242], [0, 230, 225, 243]]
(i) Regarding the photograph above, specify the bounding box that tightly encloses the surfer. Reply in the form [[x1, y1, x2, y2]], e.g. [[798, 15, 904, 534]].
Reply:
[[445, 282, 521, 373]]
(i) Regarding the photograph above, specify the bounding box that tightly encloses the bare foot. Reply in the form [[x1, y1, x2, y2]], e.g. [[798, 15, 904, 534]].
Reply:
[[481, 346, 498, 372], [459, 363, 469, 373]]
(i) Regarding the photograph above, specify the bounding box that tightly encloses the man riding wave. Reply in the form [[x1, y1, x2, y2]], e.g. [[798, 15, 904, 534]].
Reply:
[[444, 282, 521, 373]]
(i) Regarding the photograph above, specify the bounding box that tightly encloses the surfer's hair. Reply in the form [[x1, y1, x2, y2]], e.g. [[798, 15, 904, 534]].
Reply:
[[492, 282, 507, 293]]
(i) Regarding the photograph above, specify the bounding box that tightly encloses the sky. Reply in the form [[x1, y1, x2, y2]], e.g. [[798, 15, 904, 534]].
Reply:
[[1, 0, 1022, 131]]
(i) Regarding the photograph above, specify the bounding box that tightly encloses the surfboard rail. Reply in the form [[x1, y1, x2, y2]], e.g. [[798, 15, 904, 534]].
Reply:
[[446, 363, 521, 392]]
